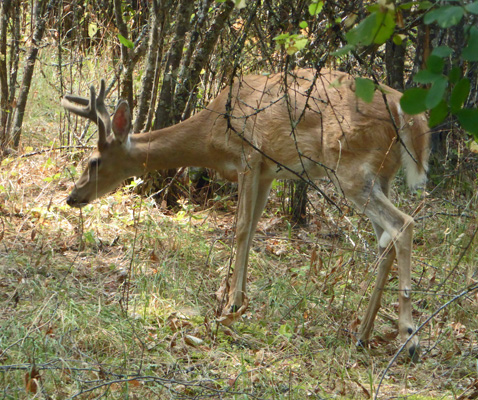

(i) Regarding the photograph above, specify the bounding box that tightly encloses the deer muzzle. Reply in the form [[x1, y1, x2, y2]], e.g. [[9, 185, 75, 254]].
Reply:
[[66, 193, 88, 208]]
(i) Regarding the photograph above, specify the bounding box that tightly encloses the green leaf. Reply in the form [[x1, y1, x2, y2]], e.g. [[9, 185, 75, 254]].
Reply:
[[448, 66, 462, 84], [366, 3, 381, 13], [332, 44, 354, 56], [418, 1, 434, 10], [462, 26, 478, 61], [424, 5, 464, 28], [83, 230, 97, 245], [346, 13, 377, 46], [429, 100, 448, 127], [88, 22, 98, 38], [413, 69, 442, 84], [293, 36, 308, 51], [426, 55, 444, 74], [431, 46, 453, 58], [393, 34, 405, 45], [273, 33, 290, 42], [234, 0, 246, 9], [423, 8, 440, 24], [278, 323, 294, 339], [456, 108, 478, 135], [118, 34, 134, 49], [465, 1, 478, 14], [355, 78, 376, 103], [450, 78, 470, 113], [373, 11, 396, 44], [399, 1, 417, 10], [426, 77, 448, 109], [400, 88, 429, 114], [309, 1, 324, 16], [346, 10, 395, 46], [299, 21, 308, 29]]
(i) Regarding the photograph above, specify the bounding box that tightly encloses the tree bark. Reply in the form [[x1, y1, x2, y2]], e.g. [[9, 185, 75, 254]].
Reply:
[[153, 0, 195, 130], [406, 23, 431, 87], [12, 0, 54, 148], [6, 0, 20, 141], [177, 0, 213, 98], [291, 180, 308, 226], [114, 0, 133, 108], [174, 0, 235, 121], [385, 40, 406, 90], [0, 0, 13, 151], [133, 0, 165, 133]]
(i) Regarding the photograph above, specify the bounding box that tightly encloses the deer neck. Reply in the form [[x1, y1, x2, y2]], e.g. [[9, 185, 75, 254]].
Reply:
[[128, 112, 214, 174]]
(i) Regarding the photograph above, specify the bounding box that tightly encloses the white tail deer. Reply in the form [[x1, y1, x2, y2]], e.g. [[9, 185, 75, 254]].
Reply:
[[63, 69, 429, 359]]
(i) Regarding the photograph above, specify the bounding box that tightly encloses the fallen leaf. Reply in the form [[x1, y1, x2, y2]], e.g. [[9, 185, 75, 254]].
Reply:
[[150, 251, 160, 262], [184, 335, 204, 347], [217, 296, 249, 326], [168, 316, 192, 332], [128, 379, 141, 387], [24, 367, 40, 394]]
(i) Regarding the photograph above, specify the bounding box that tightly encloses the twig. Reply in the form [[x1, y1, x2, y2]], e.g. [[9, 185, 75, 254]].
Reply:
[[19, 145, 94, 158]]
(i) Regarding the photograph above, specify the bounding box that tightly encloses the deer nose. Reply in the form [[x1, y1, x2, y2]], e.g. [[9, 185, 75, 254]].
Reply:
[[66, 194, 88, 208]]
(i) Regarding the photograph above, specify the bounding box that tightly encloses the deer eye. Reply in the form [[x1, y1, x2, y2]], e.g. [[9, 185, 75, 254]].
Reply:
[[89, 158, 101, 169]]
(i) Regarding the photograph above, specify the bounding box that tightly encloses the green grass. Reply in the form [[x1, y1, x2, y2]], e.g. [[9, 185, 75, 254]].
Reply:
[[1, 52, 478, 399]]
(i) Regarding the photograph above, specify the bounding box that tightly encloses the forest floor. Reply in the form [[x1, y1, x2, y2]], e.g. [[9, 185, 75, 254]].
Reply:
[[1, 71, 478, 399]]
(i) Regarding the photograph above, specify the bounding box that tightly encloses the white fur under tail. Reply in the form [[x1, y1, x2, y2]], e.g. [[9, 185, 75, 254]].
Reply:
[[397, 105, 428, 189]]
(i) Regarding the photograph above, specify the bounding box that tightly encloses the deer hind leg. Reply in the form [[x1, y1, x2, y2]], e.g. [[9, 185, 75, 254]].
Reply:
[[351, 186, 419, 359], [225, 165, 272, 314], [357, 222, 396, 348]]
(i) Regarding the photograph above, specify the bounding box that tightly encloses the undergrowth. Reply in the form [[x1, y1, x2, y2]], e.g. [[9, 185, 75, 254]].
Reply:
[[1, 64, 478, 400]]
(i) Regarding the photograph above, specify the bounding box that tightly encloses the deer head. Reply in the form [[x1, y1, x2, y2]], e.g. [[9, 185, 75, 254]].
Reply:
[[62, 80, 134, 207]]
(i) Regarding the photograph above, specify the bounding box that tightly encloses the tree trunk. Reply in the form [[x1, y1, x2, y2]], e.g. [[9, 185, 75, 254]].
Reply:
[[174, 0, 235, 121], [291, 180, 308, 226], [114, 0, 133, 108], [176, 0, 213, 103], [0, 0, 13, 151], [154, 0, 195, 130], [12, 0, 54, 148], [133, 0, 165, 133], [6, 0, 20, 142], [385, 40, 406, 90], [406, 23, 431, 87]]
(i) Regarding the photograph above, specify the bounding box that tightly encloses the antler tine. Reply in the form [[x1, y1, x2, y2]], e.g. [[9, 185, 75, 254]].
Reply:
[[97, 79, 106, 106], [94, 79, 111, 147], [61, 85, 98, 123], [62, 81, 111, 148]]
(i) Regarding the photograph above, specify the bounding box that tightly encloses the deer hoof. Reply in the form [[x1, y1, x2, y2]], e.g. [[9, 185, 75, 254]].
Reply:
[[229, 304, 240, 313], [217, 296, 249, 326], [355, 339, 368, 350], [408, 343, 420, 362]]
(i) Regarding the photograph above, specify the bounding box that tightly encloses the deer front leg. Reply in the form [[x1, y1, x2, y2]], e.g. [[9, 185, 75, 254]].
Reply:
[[222, 167, 271, 320]]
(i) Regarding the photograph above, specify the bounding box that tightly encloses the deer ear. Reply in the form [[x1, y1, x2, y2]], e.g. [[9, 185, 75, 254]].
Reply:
[[112, 100, 132, 143]]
